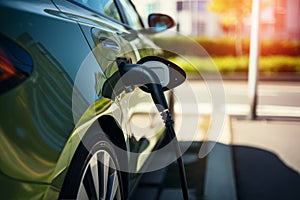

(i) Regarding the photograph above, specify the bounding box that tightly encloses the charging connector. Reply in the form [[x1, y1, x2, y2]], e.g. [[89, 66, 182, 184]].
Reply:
[[117, 59, 189, 200]]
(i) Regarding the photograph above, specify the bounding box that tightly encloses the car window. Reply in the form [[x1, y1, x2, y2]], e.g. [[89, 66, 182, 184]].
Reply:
[[72, 0, 122, 22], [118, 0, 143, 30]]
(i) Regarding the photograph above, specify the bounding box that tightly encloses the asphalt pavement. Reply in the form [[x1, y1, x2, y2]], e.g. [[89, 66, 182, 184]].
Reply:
[[131, 80, 300, 200], [231, 118, 300, 200]]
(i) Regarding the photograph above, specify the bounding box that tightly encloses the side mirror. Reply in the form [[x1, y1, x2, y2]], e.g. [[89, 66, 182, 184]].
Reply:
[[148, 14, 175, 33]]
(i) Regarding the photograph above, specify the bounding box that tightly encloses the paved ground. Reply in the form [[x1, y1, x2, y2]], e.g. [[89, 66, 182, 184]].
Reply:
[[131, 142, 207, 200], [131, 114, 233, 200], [231, 118, 300, 200], [131, 80, 300, 200], [131, 116, 300, 200]]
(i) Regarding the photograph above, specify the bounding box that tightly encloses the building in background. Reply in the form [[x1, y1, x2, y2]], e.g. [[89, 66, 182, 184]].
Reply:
[[176, 0, 221, 37], [260, 0, 300, 40], [132, 0, 221, 37], [132, 0, 300, 40]]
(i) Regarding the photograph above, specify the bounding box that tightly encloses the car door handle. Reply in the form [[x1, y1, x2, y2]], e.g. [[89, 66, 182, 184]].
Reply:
[[99, 37, 120, 51]]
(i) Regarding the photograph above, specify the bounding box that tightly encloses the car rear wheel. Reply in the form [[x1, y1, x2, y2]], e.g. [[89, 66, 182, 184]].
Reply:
[[59, 131, 125, 200]]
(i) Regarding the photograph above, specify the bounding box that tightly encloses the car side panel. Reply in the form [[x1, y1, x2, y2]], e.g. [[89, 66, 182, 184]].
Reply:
[[0, 0, 104, 189], [51, 0, 169, 193]]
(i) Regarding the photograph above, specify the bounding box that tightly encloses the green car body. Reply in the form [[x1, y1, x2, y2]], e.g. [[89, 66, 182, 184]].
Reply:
[[0, 0, 172, 199]]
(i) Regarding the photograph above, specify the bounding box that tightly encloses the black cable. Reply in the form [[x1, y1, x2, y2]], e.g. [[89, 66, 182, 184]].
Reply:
[[118, 61, 189, 199], [162, 111, 189, 200]]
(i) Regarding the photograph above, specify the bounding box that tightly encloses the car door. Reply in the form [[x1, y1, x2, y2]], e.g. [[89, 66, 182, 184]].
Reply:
[[52, 0, 166, 175], [112, 0, 167, 174]]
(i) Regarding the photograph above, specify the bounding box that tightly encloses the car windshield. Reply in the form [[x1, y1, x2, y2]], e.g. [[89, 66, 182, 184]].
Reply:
[[119, 0, 143, 30]]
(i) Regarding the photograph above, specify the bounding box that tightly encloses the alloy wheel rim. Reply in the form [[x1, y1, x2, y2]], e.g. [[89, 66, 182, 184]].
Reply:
[[77, 150, 121, 200]]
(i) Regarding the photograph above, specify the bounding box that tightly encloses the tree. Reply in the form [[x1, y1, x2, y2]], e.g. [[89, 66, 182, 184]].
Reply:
[[208, 0, 252, 56]]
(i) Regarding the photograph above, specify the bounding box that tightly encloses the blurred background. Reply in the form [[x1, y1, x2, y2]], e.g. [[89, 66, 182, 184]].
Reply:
[[132, 0, 300, 79], [131, 1, 300, 199]]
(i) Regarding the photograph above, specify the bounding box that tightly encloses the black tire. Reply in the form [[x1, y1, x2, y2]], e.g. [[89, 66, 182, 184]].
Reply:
[[59, 129, 125, 200]]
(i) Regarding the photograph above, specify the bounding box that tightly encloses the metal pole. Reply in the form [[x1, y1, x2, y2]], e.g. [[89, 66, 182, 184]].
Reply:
[[248, 0, 261, 119]]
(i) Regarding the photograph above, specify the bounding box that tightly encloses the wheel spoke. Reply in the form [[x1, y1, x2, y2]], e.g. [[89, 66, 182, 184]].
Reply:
[[77, 149, 121, 200], [78, 182, 89, 200], [100, 151, 110, 199], [91, 155, 100, 199]]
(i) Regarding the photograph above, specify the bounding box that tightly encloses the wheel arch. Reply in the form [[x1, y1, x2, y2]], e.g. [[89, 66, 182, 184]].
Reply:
[[95, 115, 127, 152], [47, 107, 129, 196], [94, 115, 129, 198], [57, 114, 129, 199]]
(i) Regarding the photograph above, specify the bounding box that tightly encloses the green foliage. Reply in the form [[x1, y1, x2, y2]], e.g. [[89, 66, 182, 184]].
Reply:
[[170, 56, 300, 75], [153, 37, 300, 57], [153, 36, 300, 76], [260, 40, 300, 56]]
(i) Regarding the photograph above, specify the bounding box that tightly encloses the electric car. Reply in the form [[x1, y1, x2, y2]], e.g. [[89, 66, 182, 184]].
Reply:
[[0, 0, 186, 199]]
